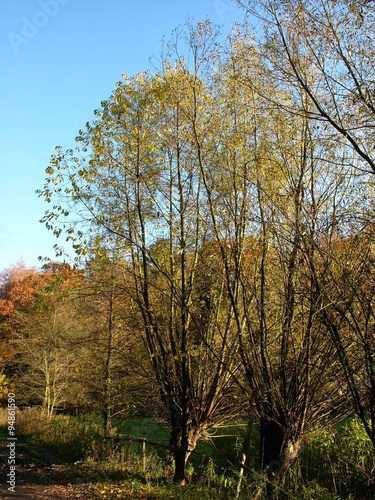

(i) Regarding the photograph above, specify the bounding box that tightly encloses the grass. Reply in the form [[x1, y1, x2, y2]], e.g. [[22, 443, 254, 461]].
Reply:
[[117, 416, 248, 470], [0, 406, 104, 463], [1, 408, 374, 499], [87, 480, 233, 499]]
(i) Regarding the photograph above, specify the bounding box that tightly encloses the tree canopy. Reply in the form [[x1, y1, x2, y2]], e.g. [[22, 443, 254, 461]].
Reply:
[[22, 8, 375, 486]]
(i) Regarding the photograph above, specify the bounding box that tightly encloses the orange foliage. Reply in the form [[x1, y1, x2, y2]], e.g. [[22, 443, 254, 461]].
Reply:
[[0, 299, 15, 318], [0, 261, 82, 324], [0, 261, 83, 368]]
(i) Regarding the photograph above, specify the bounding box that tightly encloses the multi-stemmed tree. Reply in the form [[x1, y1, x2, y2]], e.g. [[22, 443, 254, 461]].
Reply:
[[236, 0, 375, 451], [194, 37, 350, 483], [38, 24, 240, 483]]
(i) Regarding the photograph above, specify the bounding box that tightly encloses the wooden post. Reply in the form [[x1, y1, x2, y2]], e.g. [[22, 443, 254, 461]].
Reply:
[[236, 419, 253, 499], [142, 439, 146, 471]]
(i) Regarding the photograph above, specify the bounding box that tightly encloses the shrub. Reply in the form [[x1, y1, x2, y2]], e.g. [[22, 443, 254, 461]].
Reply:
[[299, 417, 375, 499]]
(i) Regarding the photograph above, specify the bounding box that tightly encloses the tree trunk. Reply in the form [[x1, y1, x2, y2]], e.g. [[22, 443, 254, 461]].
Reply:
[[170, 424, 200, 484], [103, 408, 111, 437], [260, 416, 303, 488], [169, 425, 187, 484], [173, 448, 188, 485], [260, 418, 284, 477]]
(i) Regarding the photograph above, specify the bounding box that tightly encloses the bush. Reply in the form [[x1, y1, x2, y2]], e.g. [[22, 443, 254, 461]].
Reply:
[[0, 407, 104, 462], [298, 417, 375, 499]]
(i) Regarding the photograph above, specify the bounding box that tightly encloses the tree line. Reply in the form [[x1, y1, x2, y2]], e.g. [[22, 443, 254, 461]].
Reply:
[[1, 0, 374, 489]]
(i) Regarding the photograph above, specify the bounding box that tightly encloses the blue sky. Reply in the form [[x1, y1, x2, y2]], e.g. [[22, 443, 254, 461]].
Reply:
[[0, 0, 244, 271]]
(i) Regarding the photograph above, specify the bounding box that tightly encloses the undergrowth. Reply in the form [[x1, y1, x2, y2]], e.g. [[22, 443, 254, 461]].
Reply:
[[0, 408, 374, 499]]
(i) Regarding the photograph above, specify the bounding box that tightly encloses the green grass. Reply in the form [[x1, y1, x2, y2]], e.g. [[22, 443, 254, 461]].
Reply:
[[1, 409, 374, 499], [117, 417, 250, 470]]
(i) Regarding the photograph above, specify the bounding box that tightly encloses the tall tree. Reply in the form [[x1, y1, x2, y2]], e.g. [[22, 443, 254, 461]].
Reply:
[[199, 36, 348, 482], [38, 23, 240, 483], [236, 0, 375, 449]]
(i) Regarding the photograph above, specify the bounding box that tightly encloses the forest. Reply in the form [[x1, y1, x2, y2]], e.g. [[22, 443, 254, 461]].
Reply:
[[1, 1, 375, 498]]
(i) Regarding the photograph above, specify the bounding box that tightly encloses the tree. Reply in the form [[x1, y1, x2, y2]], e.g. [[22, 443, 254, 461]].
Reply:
[[0, 262, 83, 419], [236, 0, 375, 173], [237, 0, 375, 449], [38, 23, 241, 483], [76, 252, 138, 435], [0, 262, 35, 402], [197, 36, 348, 484]]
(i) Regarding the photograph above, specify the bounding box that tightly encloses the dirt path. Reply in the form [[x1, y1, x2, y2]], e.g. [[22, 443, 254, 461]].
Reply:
[[0, 442, 95, 499]]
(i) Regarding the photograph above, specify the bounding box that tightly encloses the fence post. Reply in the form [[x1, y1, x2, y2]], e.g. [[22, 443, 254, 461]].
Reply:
[[142, 439, 146, 471]]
